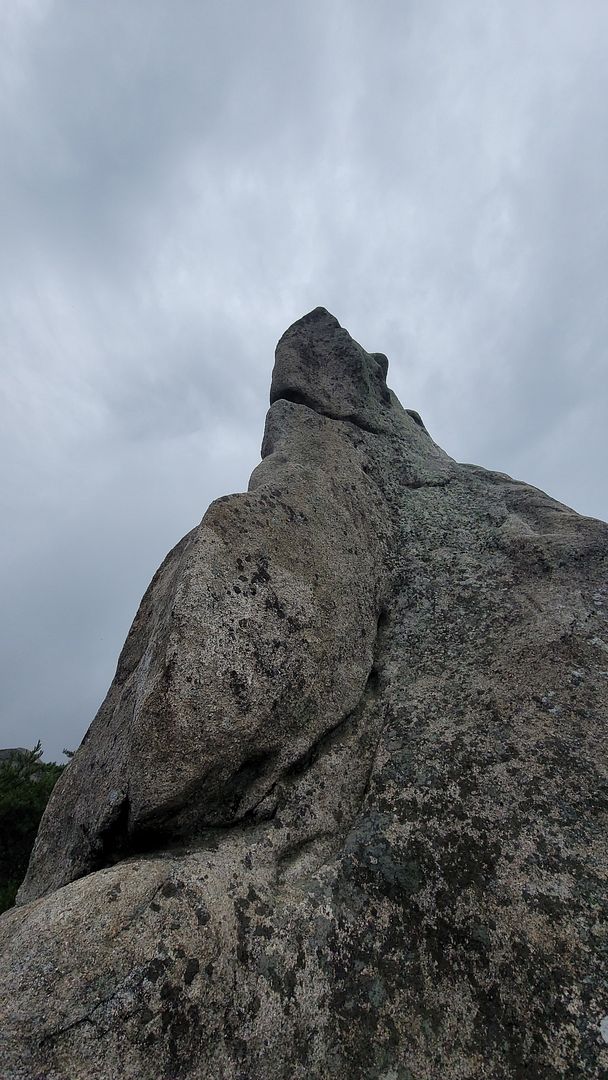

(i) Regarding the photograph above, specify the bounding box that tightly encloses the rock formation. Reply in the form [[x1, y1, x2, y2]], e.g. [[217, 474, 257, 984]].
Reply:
[[1, 308, 607, 1079], [0, 748, 29, 761]]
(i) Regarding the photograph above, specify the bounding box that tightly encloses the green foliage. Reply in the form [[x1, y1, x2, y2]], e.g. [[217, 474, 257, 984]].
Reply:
[[0, 743, 65, 913]]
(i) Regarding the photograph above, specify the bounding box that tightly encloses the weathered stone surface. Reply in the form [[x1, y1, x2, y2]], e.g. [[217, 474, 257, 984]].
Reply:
[[16, 310, 401, 906], [1, 307, 607, 1079], [0, 748, 28, 761]]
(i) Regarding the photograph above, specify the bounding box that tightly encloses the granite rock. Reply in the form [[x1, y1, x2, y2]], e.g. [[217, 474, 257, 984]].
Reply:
[[1, 308, 607, 1079]]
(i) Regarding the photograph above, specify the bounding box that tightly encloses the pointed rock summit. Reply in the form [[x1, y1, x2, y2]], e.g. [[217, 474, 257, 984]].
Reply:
[[270, 306, 392, 427], [1, 311, 607, 1079]]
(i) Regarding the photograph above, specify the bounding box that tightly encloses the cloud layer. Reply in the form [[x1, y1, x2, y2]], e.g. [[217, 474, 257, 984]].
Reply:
[[2, 0, 607, 759]]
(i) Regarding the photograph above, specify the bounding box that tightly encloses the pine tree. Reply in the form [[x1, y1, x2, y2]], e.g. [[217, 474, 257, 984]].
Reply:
[[0, 744, 65, 912]]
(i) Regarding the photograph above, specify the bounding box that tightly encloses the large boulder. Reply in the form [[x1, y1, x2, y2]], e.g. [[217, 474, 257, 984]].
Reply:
[[1, 308, 607, 1079]]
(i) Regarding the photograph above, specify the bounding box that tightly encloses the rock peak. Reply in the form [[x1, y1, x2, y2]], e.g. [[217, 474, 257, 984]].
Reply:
[[290, 305, 339, 325], [271, 307, 391, 430]]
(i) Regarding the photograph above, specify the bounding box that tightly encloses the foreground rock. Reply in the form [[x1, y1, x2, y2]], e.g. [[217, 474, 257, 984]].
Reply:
[[1, 308, 607, 1079]]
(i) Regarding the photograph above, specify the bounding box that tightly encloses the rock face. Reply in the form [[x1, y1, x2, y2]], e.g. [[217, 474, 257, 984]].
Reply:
[[1, 308, 607, 1080], [0, 749, 28, 761]]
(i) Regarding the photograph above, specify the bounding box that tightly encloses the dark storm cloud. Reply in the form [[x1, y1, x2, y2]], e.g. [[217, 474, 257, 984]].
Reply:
[[1, 0, 607, 759]]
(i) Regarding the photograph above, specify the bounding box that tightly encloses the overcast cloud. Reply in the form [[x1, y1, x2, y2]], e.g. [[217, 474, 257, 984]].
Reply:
[[1, 0, 607, 760]]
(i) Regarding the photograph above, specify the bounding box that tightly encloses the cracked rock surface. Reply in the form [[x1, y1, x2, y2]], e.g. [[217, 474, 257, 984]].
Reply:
[[1, 308, 607, 1079]]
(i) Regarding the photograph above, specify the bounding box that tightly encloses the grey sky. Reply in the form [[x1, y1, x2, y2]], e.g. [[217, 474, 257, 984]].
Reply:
[[1, 1, 607, 760]]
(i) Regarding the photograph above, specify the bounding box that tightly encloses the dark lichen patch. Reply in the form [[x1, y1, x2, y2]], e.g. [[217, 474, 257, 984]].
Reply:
[[341, 814, 425, 904], [436, 829, 502, 893], [229, 669, 251, 713], [250, 556, 271, 586], [264, 593, 287, 619], [143, 957, 171, 984], [183, 959, 199, 986], [195, 904, 210, 927], [161, 881, 180, 898], [156, 978, 202, 1073]]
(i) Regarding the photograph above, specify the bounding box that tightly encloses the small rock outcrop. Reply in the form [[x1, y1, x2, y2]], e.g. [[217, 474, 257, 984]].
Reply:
[[1, 308, 607, 1079], [0, 748, 28, 761]]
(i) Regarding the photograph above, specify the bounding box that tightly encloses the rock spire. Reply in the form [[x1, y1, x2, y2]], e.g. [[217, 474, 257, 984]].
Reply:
[[1, 309, 607, 1080]]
